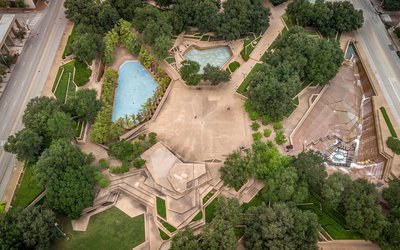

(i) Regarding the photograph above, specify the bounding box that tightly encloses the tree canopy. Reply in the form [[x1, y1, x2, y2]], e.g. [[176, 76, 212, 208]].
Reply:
[[35, 139, 95, 219], [219, 150, 254, 191], [0, 207, 58, 250], [170, 228, 198, 250], [341, 179, 386, 241], [248, 27, 342, 119], [287, 0, 363, 37], [5, 128, 43, 163], [64, 88, 102, 123], [292, 150, 327, 193], [383, 0, 400, 10], [202, 64, 231, 85], [244, 203, 319, 250], [180, 60, 201, 85]]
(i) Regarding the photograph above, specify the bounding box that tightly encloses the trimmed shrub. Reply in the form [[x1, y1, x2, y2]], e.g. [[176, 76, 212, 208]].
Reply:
[[275, 131, 287, 145], [387, 136, 400, 155], [251, 122, 260, 131], [252, 132, 262, 141], [228, 61, 240, 72], [99, 159, 109, 169], [263, 128, 272, 138], [133, 158, 146, 168], [273, 122, 283, 131]]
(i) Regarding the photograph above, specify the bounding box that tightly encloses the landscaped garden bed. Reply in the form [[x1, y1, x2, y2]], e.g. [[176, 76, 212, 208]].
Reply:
[[52, 60, 91, 103], [205, 196, 220, 223], [298, 193, 361, 240], [156, 197, 167, 219]]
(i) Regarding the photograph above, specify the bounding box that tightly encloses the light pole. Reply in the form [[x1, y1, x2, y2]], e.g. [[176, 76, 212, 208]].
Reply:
[[54, 222, 69, 240]]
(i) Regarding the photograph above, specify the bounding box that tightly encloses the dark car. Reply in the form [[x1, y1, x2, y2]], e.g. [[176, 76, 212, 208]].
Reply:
[[397, 51, 400, 58]]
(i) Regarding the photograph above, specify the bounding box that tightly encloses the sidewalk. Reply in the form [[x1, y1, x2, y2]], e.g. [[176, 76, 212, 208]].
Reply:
[[1, 161, 23, 212], [41, 21, 74, 97]]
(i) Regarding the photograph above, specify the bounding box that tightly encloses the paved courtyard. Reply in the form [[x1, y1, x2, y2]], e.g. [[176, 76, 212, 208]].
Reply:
[[147, 81, 252, 161]]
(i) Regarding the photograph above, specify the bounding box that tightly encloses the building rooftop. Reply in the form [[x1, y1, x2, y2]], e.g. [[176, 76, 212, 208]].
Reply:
[[141, 142, 207, 194], [0, 14, 15, 47]]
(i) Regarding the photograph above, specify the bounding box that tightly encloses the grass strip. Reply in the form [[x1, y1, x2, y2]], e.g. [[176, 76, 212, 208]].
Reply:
[[202, 191, 215, 204], [237, 63, 263, 95], [380, 107, 397, 138], [205, 197, 220, 223], [156, 197, 166, 219], [160, 220, 176, 233], [159, 228, 170, 240], [191, 211, 203, 222], [11, 163, 44, 209]]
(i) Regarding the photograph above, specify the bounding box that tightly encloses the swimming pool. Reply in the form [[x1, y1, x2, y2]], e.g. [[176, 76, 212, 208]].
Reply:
[[183, 46, 231, 73], [112, 61, 158, 122]]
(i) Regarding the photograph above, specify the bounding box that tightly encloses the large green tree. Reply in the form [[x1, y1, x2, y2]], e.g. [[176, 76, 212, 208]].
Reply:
[[341, 179, 386, 241], [217, 0, 270, 40], [383, 0, 400, 10], [153, 35, 172, 60], [72, 32, 103, 63], [170, 228, 198, 250], [200, 197, 240, 249], [0, 207, 58, 250], [292, 150, 327, 193], [64, 88, 102, 123], [46, 111, 76, 140], [382, 178, 400, 209], [287, 0, 363, 37], [202, 64, 231, 85], [321, 172, 352, 209], [244, 203, 319, 250], [109, 0, 141, 21], [35, 139, 95, 219], [22, 96, 61, 137], [180, 60, 201, 85], [219, 150, 254, 191], [5, 128, 43, 162]]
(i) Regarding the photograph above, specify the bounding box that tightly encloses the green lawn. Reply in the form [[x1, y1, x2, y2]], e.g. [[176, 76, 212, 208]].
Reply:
[[202, 190, 215, 204], [165, 57, 175, 64], [53, 61, 75, 103], [380, 107, 398, 138], [63, 26, 77, 58], [160, 220, 176, 233], [237, 63, 263, 95], [156, 197, 166, 219], [240, 188, 265, 212], [228, 61, 240, 73], [205, 197, 220, 223], [74, 60, 91, 86], [240, 35, 262, 61], [11, 163, 44, 209], [298, 193, 361, 240], [52, 60, 91, 102], [54, 207, 145, 250], [191, 211, 203, 222], [159, 228, 170, 240]]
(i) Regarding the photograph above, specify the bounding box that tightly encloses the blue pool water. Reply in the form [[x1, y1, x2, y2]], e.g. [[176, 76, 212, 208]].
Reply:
[[112, 61, 158, 122], [183, 46, 231, 73], [345, 43, 356, 60]]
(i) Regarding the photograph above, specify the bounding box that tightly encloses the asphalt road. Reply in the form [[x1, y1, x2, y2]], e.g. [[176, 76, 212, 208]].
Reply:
[[0, 0, 67, 199], [352, 0, 400, 126]]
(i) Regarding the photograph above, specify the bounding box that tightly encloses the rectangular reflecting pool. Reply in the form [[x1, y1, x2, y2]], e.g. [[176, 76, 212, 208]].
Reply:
[[112, 61, 158, 122], [183, 46, 231, 73]]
